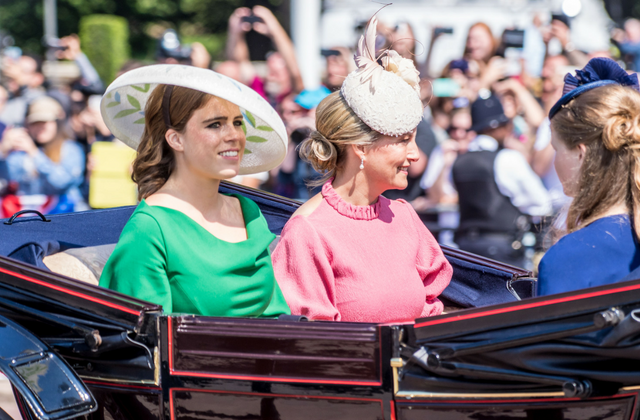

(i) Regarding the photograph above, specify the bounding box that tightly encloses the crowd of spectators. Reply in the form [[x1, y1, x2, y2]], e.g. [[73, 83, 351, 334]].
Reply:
[[3, 7, 640, 267]]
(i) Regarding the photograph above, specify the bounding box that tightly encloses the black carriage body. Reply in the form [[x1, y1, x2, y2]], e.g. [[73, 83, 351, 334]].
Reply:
[[0, 183, 640, 420]]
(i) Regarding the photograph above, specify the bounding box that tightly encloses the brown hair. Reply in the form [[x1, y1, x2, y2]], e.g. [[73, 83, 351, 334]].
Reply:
[[551, 84, 640, 240], [298, 91, 380, 186], [132, 85, 211, 199]]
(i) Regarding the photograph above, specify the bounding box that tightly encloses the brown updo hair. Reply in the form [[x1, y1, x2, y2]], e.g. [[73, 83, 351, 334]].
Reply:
[[132, 85, 211, 200], [298, 91, 381, 185], [551, 84, 640, 239]]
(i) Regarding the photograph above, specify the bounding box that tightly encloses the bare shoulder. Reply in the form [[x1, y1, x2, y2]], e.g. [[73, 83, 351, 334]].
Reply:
[[291, 192, 324, 218]]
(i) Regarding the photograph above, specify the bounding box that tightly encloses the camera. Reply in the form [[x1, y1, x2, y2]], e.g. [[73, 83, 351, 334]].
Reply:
[[157, 29, 192, 61], [241, 15, 264, 25]]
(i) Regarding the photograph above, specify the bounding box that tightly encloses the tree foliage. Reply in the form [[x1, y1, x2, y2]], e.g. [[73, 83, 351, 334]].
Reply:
[[0, 0, 284, 59]]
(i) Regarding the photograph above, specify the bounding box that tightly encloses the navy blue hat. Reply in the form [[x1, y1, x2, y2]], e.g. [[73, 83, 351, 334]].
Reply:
[[470, 94, 510, 133], [549, 57, 640, 119]]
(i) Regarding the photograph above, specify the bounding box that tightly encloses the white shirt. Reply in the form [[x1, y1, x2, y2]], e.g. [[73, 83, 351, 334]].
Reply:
[[466, 135, 552, 216], [420, 145, 456, 196]]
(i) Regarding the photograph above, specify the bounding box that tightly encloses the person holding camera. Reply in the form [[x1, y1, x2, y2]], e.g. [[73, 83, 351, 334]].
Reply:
[[0, 54, 46, 127], [0, 96, 87, 215], [226, 6, 304, 107]]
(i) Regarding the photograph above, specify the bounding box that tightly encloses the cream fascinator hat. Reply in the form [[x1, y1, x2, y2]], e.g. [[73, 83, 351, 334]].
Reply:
[[100, 64, 287, 175], [341, 17, 423, 137]]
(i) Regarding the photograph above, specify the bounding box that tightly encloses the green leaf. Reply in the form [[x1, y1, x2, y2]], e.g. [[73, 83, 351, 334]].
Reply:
[[246, 136, 267, 143], [244, 110, 256, 127], [127, 94, 141, 110], [241, 120, 247, 135], [256, 125, 273, 132], [106, 92, 113, 99], [131, 84, 150, 92], [114, 109, 139, 119], [106, 101, 120, 108], [244, 149, 252, 154], [133, 118, 145, 124]]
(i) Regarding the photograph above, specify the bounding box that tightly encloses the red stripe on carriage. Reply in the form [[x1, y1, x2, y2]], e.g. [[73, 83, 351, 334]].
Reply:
[[0, 266, 141, 315], [415, 282, 640, 328]]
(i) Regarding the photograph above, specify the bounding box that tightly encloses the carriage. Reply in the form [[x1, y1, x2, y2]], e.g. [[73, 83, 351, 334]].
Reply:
[[1, 182, 639, 420]]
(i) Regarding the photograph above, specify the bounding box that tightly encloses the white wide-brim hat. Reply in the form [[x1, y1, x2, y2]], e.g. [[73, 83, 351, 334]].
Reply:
[[100, 64, 287, 175]]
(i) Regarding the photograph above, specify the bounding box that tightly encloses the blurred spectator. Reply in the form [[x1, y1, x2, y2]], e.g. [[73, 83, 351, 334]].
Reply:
[[226, 6, 304, 107], [322, 47, 355, 91], [55, 34, 104, 95], [541, 17, 589, 68], [464, 22, 497, 65], [0, 96, 87, 215], [0, 54, 46, 127], [612, 18, 640, 71], [452, 95, 550, 266], [156, 29, 211, 69], [215, 60, 243, 82], [274, 88, 329, 200]]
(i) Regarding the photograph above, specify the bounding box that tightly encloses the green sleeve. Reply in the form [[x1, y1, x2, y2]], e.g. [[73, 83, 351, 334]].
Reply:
[[99, 212, 173, 312]]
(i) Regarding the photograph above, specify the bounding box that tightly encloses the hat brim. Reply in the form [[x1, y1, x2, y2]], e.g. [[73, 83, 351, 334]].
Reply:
[[470, 113, 510, 133], [100, 64, 287, 175], [549, 80, 617, 119]]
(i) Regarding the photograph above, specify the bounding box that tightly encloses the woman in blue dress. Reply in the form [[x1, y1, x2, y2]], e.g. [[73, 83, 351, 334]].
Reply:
[[537, 58, 640, 296]]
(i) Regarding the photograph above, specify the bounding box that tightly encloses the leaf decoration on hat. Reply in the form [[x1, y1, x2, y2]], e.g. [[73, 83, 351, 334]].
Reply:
[[114, 109, 139, 119], [354, 16, 385, 91], [244, 110, 256, 127], [131, 84, 151, 93], [246, 136, 268, 143], [127, 95, 141, 110], [562, 57, 640, 95], [133, 118, 145, 124], [256, 125, 273, 132], [241, 120, 247, 135], [244, 149, 252, 154]]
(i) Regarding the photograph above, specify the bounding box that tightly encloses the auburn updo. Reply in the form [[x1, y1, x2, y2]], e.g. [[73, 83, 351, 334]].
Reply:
[[298, 91, 380, 185], [551, 84, 640, 239]]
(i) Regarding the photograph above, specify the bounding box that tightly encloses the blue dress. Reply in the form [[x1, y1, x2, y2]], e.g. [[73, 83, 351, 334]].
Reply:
[[537, 214, 640, 296]]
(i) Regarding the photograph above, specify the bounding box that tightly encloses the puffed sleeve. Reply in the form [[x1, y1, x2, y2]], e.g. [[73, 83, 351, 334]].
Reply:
[[99, 212, 172, 312], [403, 201, 453, 317], [272, 216, 340, 321]]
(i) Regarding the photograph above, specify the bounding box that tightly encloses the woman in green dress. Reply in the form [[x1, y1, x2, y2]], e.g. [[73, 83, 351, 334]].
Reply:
[[98, 64, 290, 317]]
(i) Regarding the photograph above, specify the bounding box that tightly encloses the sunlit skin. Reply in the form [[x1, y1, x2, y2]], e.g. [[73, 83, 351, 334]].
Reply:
[[293, 129, 420, 217], [145, 95, 249, 243], [27, 120, 57, 144], [550, 126, 584, 197], [359, 130, 420, 193]]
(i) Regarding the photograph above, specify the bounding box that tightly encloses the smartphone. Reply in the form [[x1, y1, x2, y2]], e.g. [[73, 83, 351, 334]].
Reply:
[[434, 27, 454, 36], [502, 29, 525, 49], [432, 78, 461, 97], [321, 49, 341, 57], [241, 15, 264, 24]]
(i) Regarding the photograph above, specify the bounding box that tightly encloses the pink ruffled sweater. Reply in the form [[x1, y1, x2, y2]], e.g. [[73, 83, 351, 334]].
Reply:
[[272, 181, 453, 323]]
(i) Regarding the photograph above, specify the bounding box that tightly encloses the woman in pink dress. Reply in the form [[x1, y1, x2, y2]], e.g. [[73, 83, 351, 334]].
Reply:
[[272, 17, 452, 323]]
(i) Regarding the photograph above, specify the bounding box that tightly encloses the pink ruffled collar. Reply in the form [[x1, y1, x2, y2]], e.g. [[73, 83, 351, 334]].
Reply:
[[322, 179, 382, 220]]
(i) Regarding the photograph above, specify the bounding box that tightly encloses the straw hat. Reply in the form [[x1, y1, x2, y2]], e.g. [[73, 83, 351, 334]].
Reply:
[[100, 64, 287, 175]]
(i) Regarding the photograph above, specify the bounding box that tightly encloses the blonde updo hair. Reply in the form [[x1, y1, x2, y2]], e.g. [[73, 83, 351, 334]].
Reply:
[[551, 84, 640, 239], [299, 91, 381, 185]]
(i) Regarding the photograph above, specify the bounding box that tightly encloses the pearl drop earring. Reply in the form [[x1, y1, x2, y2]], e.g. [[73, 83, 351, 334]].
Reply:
[[359, 157, 364, 170]]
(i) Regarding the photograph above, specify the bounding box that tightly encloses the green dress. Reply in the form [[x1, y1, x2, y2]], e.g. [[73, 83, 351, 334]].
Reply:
[[99, 194, 290, 317]]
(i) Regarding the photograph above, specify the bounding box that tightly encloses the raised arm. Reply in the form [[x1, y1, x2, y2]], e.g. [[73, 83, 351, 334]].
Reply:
[[252, 6, 305, 93], [226, 7, 257, 84]]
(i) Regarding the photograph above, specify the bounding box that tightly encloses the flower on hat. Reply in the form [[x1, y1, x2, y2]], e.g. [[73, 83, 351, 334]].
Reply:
[[381, 50, 420, 94], [562, 57, 640, 95]]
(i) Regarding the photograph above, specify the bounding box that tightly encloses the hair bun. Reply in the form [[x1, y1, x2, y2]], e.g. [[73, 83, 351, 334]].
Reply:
[[603, 106, 640, 152], [299, 131, 338, 173]]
